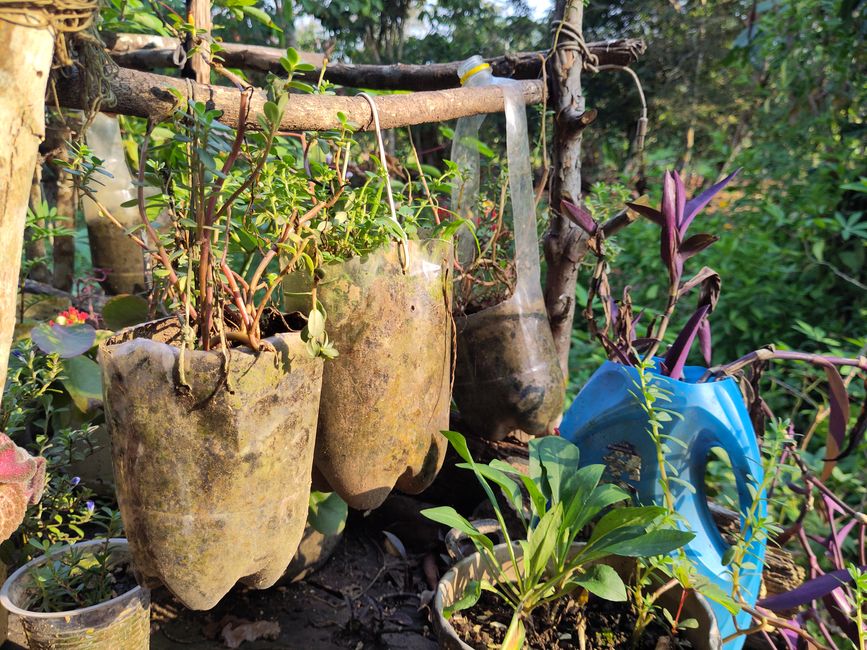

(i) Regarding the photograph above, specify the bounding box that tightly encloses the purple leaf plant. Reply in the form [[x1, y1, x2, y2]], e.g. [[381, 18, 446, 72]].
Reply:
[[569, 168, 737, 379], [572, 169, 867, 646]]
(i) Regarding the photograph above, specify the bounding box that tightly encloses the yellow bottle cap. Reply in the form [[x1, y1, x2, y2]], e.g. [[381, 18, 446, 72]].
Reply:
[[459, 62, 492, 86]]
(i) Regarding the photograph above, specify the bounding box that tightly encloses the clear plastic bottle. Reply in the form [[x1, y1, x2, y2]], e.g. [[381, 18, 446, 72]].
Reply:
[[82, 114, 147, 295], [450, 56, 565, 440]]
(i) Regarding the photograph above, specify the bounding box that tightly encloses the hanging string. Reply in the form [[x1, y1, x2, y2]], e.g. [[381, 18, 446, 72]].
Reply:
[[358, 92, 410, 273], [597, 64, 649, 160], [0, 0, 98, 66], [550, 19, 600, 73]]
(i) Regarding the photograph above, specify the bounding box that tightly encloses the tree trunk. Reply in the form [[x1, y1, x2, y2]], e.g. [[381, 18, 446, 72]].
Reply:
[[50, 124, 75, 292], [0, 20, 55, 410], [24, 166, 51, 284], [543, 0, 590, 381]]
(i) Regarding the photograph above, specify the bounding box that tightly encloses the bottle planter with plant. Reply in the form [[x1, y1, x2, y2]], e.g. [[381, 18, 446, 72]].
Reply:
[[449, 59, 564, 440], [284, 93, 454, 510], [558, 170, 867, 647], [0, 506, 149, 650], [73, 57, 333, 609], [422, 431, 711, 649]]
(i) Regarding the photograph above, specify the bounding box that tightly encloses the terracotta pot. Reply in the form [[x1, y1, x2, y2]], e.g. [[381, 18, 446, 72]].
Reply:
[[433, 542, 721, 650], [100, 317, 323, 610], [0, 539, 149, 650], [286, 239, 453, 510]]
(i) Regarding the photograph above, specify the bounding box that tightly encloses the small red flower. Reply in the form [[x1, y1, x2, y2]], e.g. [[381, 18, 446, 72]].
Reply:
[[50, 307, 88, 327]]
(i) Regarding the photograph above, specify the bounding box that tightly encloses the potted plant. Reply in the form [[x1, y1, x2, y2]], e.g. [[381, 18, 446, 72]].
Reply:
[[557, 170, 867, 647], [74, 58, 331, 610], [447, 58, 565, 442], [283, 95, 454, 510], [0, 533, 149, 650], [423, 431, 718, 649]]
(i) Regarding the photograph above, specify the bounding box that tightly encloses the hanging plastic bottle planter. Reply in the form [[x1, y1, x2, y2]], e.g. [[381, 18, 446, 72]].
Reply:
[[284, 95, 453, 511], [449, 56, 564, 441], [100, 317, 324, 610], [560, 361, 766, 650]]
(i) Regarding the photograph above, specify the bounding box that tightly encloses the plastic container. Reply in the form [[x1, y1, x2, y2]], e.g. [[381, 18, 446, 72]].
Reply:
[[450, 56, 564, 440], [559, 360, 766, 649], [285, 239, 453, 510], [82, 113, 147, 295], [100, 317, 323, 610], [0, 538, 150, 649]]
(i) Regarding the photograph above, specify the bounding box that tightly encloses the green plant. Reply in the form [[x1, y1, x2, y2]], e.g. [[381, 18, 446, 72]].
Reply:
[[67, 52, 332, 354], [627, 360, 738, 643], [422, 430, 694, 648], [26, 509, 125, 612], [2, 340, 114, 567]]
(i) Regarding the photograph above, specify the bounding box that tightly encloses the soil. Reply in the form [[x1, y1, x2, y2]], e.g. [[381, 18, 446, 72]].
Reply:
[[449, 590, 694, 650], [6, 521, 439, 649]]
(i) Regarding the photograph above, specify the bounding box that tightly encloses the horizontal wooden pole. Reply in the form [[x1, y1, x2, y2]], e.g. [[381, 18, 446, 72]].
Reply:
[[54, 66, 546, 131], [104, 32, 646, 91]]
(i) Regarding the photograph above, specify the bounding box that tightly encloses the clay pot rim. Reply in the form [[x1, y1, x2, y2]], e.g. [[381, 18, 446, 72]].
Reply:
[[0, 538, 146, 619], [433, 541, 721, 650]]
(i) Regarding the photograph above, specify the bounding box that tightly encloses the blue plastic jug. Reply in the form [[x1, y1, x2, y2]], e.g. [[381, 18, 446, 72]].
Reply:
[[560, 360, 766, 649]]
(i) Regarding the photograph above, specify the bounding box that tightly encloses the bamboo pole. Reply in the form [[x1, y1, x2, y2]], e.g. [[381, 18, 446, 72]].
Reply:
[[53, 66, 546, 131], [0, 19, 55, 409]]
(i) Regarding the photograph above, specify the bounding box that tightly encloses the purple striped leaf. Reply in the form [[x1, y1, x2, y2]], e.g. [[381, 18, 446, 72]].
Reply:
[[757, 569, 860, 612], [680, 169, 740, 236], [561, 200, 598, 236], [625, 202, 664, 227], [661, 304, 711, 379]]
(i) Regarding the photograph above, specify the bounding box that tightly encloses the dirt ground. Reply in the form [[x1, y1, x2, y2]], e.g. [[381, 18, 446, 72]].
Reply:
[[4, 520, 441, 650]]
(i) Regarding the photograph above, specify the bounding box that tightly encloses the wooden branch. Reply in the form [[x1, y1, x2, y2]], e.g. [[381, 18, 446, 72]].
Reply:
[[104, 32, 646, 90], [184, 0, 212, 83], [543, 0, 590, 379], [53, 66, 545, 131]]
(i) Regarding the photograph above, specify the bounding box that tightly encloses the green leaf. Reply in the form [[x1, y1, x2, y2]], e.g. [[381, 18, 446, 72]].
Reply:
[[420, 506, 493, 551], [307, 308, 325, 338], [60, 355, 103, 413], [603, 529, 695, 558], [562, 464, 605, 529], [102, 294, 150, 330], [572, 564, 628, 602], [456, 462, 522, 516], [284, 47, 300, 67], [442, 430, 474, 465], [588, 506, 668, 545], [443, 579, 481, 619], [241, 5, 278, 27], [307, 491, 348, 536], [31, 323, 96, 358], [525, 503, 562, 581], [502, 613, 525, 650], [530, 436, 580, 503], [132, 12, 165, 31], [568, 483, 632, 534]]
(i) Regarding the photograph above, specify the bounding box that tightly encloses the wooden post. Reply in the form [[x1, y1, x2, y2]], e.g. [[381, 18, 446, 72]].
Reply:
[[184, 0, 212, 84], [0, 20, 55, 410], [543, 0, 591, 380]]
